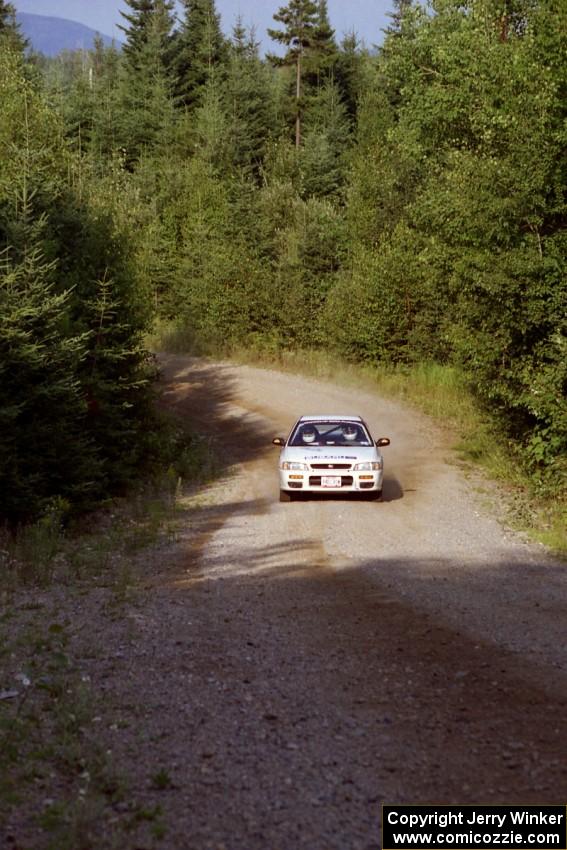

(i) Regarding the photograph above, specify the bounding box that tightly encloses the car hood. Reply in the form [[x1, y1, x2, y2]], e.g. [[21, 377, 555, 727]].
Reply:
[[281, 446, 380, 463]]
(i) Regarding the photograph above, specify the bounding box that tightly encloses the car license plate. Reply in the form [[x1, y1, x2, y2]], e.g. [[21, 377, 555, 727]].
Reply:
[[321, 476, 341, 488]]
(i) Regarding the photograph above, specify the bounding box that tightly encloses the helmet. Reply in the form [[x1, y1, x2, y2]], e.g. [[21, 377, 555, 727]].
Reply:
[[342, 424, 358, 441], [302, 427, 317, 444]]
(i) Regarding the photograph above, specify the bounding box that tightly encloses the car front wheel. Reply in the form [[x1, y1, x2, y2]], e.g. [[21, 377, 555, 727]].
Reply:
[[279, 490, 295, 502]]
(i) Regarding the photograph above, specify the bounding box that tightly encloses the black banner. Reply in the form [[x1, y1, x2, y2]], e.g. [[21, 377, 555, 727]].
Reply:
[[382, 805, 567, 850]]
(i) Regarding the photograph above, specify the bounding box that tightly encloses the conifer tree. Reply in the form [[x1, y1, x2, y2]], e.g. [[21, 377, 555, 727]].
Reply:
[[89, 38, 122, 159], [119, 0, 152, 61], [334, 31, 370, 121], [0, 46, 162, 520], [384, 0, 415, 36], [119, 0, 172, 66], [268, 0, 319, 148], [0, 0, 26, 50], [0, 50, 95, 520], [226, 20, 275, 179], [0, 229, 95, 522], [306, 0, 338, 85], [301, 78, 350, 198], [193, 74, 229, 171], [117, 0, 177, 159], [173, 0, 227, 110], [0, 0, 14, 31]]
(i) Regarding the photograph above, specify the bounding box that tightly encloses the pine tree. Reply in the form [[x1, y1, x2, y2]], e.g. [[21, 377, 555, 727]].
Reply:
[[334, 31, 370, 121], [268, 0, 319, 148], [117, 0, 177, 160], [89, 38, 122, 159], [0, 229, 95, 522], [119, 0, 173, 65], [0, 50, 96, 519], [0, 0, 26, 50], [225, 20, 275, 179], [306, 0, 338, 85], [0, 0, 14, 31], [173, 0, 227, 110], [192, 75, 229, 171], [384, 0, 415, 36], [0, 46, 162, 520], [301, 78, 350, 198], [119, 0, 153, 61]]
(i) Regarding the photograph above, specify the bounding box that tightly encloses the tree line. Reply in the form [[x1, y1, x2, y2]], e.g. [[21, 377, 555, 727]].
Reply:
[[0, 0, 565, 522]]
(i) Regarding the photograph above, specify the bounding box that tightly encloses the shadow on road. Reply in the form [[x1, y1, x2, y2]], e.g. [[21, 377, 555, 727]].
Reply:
[[158, 355, 276, 466], [174, 545, 567, 782], [132, 540, 567, 850]]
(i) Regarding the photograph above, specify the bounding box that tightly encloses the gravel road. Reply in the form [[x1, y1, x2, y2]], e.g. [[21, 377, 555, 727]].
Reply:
[[7, 355, 563, 850], [121, 355, 565, 849]]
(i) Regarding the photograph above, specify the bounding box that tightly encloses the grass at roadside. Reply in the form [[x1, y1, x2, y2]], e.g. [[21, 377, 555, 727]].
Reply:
[[0, 611, 170, 849], [149, 320, 566, 556], [0, 413, 220, 848], [0, 618, 122, 849], [0, 417, 219, 591]]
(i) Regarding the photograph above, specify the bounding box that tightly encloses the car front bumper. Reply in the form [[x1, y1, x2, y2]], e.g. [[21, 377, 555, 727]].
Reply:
[[279, 469, 384, 493]]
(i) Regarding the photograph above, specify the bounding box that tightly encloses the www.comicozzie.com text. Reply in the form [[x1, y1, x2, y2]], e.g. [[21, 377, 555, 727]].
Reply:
[[389, 831, 560, 846]]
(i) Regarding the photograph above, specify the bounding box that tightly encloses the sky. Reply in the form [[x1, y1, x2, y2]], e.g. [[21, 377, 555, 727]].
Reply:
[[13, 0, 394, 50]]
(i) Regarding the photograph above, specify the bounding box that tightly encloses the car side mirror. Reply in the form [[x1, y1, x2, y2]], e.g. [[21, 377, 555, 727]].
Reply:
[[272, 437, 286, 446], [376, 437, 390, 447]]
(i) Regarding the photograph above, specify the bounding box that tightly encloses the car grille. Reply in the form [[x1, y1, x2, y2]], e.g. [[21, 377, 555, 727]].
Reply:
[[309, 476, 354, 487], [310, 463, 352, 470]]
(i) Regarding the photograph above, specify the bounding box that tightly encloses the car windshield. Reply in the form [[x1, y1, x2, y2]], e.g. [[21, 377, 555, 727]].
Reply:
[[289, 421, 372, 447]]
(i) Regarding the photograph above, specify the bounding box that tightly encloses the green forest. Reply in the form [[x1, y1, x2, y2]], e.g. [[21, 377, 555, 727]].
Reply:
[[0, 0, 565, 524]]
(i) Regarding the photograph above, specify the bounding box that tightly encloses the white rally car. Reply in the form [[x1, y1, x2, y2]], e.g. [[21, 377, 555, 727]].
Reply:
[[273, 415, 390, 502]]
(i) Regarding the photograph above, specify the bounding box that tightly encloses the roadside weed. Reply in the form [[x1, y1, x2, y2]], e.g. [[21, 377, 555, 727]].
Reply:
[[150, 768, 173, 791], [0, 622, 113, 847]]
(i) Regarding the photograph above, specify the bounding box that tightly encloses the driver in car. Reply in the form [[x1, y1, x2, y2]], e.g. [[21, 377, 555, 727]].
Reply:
[[301, 426, 319, 444]]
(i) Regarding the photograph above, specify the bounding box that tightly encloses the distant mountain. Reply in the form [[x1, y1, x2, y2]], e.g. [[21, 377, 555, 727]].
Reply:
[[14, 0, 128, 40], [16, 12, 120, 56]]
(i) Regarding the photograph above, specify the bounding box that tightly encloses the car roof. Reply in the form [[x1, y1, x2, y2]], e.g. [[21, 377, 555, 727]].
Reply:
[[297, 415, 363, 423]]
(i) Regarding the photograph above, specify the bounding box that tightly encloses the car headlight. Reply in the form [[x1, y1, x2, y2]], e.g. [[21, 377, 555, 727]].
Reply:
[[353, 461, 382, 471], [281, 461, 308, 470]]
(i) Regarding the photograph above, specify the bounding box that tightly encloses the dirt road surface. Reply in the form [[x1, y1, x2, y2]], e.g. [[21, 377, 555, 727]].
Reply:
[[5, 355, 566, 850], [136, 356, 566, 849]]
